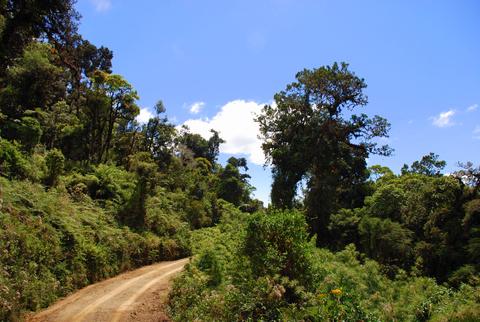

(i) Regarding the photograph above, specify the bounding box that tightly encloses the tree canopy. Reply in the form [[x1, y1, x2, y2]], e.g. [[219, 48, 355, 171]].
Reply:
[[257, 62, 391, 244]]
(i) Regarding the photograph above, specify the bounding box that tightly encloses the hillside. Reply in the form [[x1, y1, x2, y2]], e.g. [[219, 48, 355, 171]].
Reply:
[[1, 1, 479, 321]]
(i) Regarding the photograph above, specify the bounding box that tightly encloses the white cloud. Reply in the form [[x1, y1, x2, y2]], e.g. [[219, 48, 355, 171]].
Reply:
[[182, 100, 266, 165], [136, 107, 153, 124], [189, 102, 205, 114], [90, 0, 111, 12], [467, 104, 478, 112], [474, 126, 480, 140], [432, 109, 456, 128]]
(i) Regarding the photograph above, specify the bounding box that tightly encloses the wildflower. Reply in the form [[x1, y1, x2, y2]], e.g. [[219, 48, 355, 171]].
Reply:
[[330, 288, 342, 295]]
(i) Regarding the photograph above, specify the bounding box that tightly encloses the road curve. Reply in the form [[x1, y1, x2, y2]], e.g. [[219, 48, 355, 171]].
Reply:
[[27, 258, 189, 322]]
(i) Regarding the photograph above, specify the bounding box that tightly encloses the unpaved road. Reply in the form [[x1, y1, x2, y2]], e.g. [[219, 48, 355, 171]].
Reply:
[[27, 258, 189, 322]]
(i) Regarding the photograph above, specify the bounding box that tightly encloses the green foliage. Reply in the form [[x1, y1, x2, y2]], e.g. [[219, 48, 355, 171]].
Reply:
[[122, 152, 158, 228], [140, 103, 176, 168], [256, 62, 392, 245], [15, 116, 42, 153], [245, 210, 316, 286], [0, 178, 182, 320], [366, 184, 405, 220], [217, 157, 254, 208], [177, 127, 225, 164], [0, 42, 65, 121], [37, 101, 82, 150], [448, 265, 479, 288], [86, 70, 140, 163], [45, 148, 64, 187], [359, 216, 414, 272], [0, 3, 477, 320], [0, 138, 29, 179], [328, 208, 362, 249], [0, 0, 78, 75], [402, 152, 447, 176], [64, 164, 136, 208], [327, 169, 480, 283], [368, 164, 395, 182], [168, 210, 480, 322], [197, 249, 224, 286], [169, 211, 370, 321], [217, 163, 245, 205], [0, 14, 5, 37]]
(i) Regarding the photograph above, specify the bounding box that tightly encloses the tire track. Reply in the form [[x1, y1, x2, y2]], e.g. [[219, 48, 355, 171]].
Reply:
[[28, 258, 189, 322]]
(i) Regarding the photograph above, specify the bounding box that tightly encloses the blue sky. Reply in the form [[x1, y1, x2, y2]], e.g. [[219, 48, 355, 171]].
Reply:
[[77, 0, 480, 204]]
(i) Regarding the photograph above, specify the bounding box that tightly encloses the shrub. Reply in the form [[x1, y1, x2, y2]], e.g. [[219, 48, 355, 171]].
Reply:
[[0, 138, 29, 179], [245, 210, 316, 287], [15, 116, 42, 153], [45, 148, 64, 187], [64, 164, 135, 208], [168, 208, 480, 321]]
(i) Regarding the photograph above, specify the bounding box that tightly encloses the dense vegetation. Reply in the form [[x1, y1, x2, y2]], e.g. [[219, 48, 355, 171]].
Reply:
[[0, 1, 479, 321], [168, 65, 480, 320], [168, 209, 479, 321], [0, 1, 260, 320], [255, 62, 480, 285]]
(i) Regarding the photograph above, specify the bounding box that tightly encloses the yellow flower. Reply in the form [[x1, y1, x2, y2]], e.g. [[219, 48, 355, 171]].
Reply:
[[330, 289, 342, 295]]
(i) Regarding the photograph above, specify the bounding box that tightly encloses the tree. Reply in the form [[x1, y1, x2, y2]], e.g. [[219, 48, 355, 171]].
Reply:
[[454, 162, 480, 192], [0, 42, 65, 122], [122, 152, 157, 228], [359, 216, 414, 272], [86, 71, 139, 163], [0, 0, 79, 76], [45, 148, 64, 187], [207, 130, 224, 163], [256, 62, 391, 245], [217, 157, 252, 206], [401, 152, 446, 176], [368, 164, 394, 182], [14, 115, 42, 153], [141, 101, 175, 167], [0, 138, 29, 179], [56, 36, 113, 114], [177, 127, 225, 164], [330, 168, 471, 281], [36, 100, 81, 150]]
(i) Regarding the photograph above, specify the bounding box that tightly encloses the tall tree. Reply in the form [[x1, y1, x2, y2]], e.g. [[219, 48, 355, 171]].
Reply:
[[122, 152, 157, 228], [0, 0, 79, 76], [0, 42, 65, 119], [141, 101, 175, 167], [401, 152, 446, 176], [177, 127, 225, 164], [86, 70, 139, 163], [256, 62, 391, 245], [0, 42, 66, 147], [58, 36, 113, 114], [217, 157, 252, 206]]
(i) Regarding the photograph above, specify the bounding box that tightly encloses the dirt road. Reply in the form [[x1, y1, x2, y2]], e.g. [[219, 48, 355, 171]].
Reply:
[[27, 258, 189, 322]]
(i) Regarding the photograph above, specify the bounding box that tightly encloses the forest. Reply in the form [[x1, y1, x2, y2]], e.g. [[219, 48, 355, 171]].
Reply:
[[0, 1, 479, 321]]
